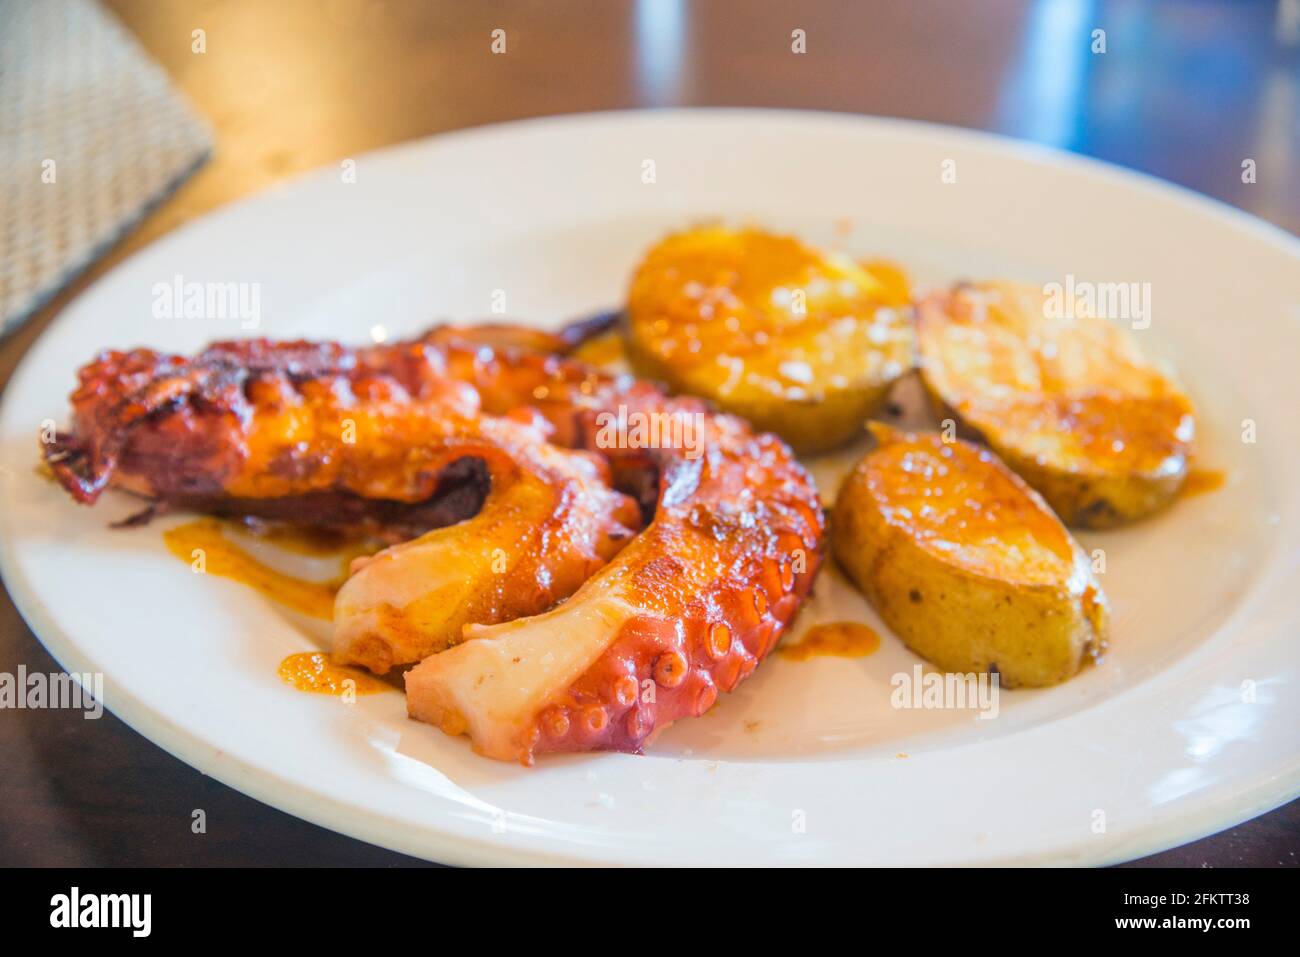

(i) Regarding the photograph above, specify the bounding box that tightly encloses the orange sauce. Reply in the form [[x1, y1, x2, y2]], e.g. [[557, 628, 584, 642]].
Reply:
[[866, 427, 1075, 582], [860, 259, 912, 307], [779, 621, 882, 661], [1181, 468, 1227, 499], [277, 652, 393, 695], [162, 518, 360, 620]]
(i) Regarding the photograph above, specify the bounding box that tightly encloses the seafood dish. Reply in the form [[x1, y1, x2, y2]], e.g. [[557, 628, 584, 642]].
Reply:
[[42, 225, 1197, 764], [45, 318, 822, 763]]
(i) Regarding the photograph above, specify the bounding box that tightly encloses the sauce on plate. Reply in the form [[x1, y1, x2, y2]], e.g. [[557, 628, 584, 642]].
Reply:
[[277, 652, 393, 695], [162, 518, 363, 621], [779, 621, 882, 661], [1180, 468, 1227, 499]]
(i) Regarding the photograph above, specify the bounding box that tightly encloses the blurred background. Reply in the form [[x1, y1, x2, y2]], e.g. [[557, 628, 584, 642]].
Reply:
[[1, 0, 1297, 866], [6, 0, 1298, 358], [99, 0, 1300, 224]]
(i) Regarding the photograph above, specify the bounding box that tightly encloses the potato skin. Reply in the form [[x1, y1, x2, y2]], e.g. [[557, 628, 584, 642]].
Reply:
[[832, 427, 1109, 688], [625, 226, 914, 455], [978, 435, 1184, 529], [917, 282, 1196, 529]]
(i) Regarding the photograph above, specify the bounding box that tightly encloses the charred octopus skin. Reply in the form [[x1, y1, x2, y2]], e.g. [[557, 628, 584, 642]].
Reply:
[[45, 325, 826, 764], [46, 335, 642, 672]]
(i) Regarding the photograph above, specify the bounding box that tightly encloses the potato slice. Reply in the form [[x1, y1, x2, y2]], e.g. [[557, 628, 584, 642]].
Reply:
[[917, 282, 1195, 527], [626, 226, 914, 454], [832, 424, 1108, 688]]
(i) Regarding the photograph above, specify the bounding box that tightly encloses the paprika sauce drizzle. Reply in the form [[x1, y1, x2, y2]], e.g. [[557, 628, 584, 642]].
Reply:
[[1180, 468, 1227, 499], [277, 652, 394, 695], [779, 621, 882, 661]]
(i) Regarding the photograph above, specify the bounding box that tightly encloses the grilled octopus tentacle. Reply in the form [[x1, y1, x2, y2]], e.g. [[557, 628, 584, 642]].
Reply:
[[45, 322, 826, 764], [46, 335, 641, 666], [333, 412, 639, 673], [400, 337, 824, 763], [405, 402, 823, 763]]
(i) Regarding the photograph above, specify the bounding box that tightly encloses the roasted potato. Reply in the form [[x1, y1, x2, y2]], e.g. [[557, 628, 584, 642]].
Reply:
[[917, 282, 1195, 527], [833, 424, 1109, 688], [626, 226, 914, 454]]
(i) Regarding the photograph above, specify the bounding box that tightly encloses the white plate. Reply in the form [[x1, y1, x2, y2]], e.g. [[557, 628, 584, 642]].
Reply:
[[2, 110, 1298, 866]]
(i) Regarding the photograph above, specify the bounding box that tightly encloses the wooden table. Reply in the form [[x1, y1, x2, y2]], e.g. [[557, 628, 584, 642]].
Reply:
[[2, 0, 1296, 866]]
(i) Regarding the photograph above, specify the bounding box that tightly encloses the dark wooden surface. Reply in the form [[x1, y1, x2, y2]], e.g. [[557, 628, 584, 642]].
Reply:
[[1, 0, 1297, 867]]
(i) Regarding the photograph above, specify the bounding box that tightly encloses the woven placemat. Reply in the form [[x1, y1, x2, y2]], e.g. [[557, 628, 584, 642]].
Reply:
[[0, 0, 213, 336]]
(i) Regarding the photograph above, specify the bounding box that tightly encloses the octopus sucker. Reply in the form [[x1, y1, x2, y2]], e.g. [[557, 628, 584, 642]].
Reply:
[[45, 318, 826, 763]]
